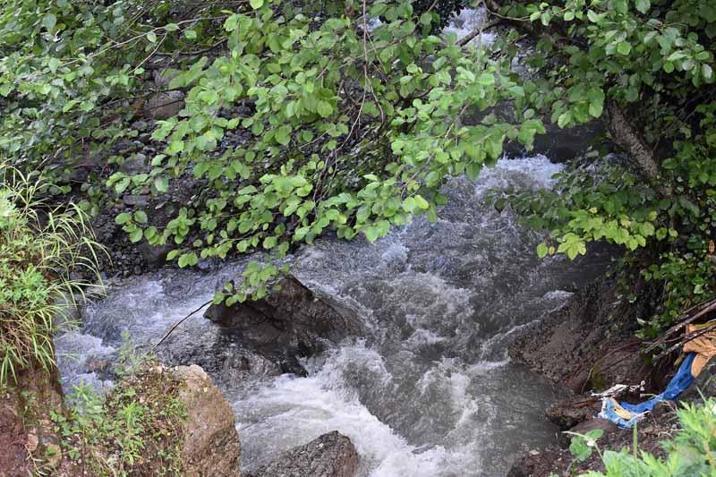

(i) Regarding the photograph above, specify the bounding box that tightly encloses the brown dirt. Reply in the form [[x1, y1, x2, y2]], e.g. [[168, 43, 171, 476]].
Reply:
[[509, 406, 678, 476], [0, 364, 64, 477]]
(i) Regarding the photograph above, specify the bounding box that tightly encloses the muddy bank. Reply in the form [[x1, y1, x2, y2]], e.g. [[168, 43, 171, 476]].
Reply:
[[509, 276, 660, 393]]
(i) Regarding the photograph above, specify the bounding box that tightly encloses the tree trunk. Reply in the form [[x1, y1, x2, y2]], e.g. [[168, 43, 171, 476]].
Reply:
[[606, 102, 661, 182]]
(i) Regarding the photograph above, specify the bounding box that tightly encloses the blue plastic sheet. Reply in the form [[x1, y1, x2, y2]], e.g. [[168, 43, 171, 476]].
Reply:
[[599, 353, 696, 428]]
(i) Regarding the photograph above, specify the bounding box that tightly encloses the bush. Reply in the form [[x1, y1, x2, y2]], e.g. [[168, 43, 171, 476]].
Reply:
[[574, 398, 716, 476], [53, 364, 187, 477], [0, 166, 102, 385]]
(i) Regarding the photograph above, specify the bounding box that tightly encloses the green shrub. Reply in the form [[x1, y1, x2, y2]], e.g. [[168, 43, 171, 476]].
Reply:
[[0, 166, 102, 385], [53, 364, 187, 476], [572, 399, 716, 476]]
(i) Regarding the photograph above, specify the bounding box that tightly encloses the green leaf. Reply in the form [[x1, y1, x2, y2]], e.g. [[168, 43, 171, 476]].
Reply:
[[536, 242, 548, 258], [557, 234, 587, 260], [402, 196, 417, 213], [414, 195, 430, 210], [363, 226, 380, 242], [133, 211, 148, 224], [115, 212, 131, 225], [616, 41, 632, 56], [146, 31, 157, 43], [263, 236, 277, 249], [129, 228, 143, 243], [635, 0, 650, 13], [224, 15, 239, 32], [250, 0, 264, 9], [587, 88, 605, 118], [42, 13, 56, 30], [557, 112, 571, 128], [154, 176, 169, 193], [114, 177, 131, 194], [477, 73, 495, 86], [274, 125, 292, 146], [178, 252, 199, 268], [316, 101, 333, 118]]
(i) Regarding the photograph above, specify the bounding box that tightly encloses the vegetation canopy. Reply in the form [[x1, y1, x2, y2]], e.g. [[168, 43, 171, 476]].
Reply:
[[0, 0, 714, 335]]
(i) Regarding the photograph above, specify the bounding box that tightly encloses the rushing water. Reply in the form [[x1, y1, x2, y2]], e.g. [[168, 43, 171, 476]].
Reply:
[[56, 154, 612, 476]]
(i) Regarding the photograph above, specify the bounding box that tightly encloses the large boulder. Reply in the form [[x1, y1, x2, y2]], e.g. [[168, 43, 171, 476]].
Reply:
[[204, 275, 362, 374], [174, 364, 242, 476], [53, 364, 241, 477], [248, 431, 359, 477]]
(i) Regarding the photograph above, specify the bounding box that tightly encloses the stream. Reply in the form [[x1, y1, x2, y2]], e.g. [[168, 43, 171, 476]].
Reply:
[[56, 153, 612, 476]]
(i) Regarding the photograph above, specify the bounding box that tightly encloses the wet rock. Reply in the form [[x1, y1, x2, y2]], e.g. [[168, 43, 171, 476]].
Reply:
[[509, 278, 656, 392], [122, 194, 150, 207], [174, 364, 242, 476], [137, 242, 172, 268], [569, 418, 618, 436], [513, 121, 607, 163], [145, 91, 184, 120], [204, 275, 362, 372], [248, 431, 359, 477], [152, 68, 180, 88], [158, 328, 285, 385], [546, 395, 601, 430], [120, 152, 148, 174]]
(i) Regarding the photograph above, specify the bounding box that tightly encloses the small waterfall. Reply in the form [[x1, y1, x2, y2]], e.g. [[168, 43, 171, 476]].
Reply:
[[56, 154, 612, 476]]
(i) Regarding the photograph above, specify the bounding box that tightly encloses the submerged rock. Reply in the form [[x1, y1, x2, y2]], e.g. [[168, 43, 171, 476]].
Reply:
[[509, 278, 655, 392], [248, 431, 359, 477], [204, 275, 362, 374]]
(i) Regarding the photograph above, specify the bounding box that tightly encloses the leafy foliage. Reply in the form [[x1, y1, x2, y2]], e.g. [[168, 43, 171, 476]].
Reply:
[[1, 0, 713, 333], [495, 0, 716, 336], [574, 398, 716, 476], [53, 364, 186, 476]]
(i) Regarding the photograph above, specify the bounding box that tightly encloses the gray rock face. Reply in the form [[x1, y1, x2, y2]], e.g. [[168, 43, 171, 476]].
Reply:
[[144, 90, 185, 120], [158, 327, 284, 385], [204, 275, 363, 374], [248, 431, 359, 477]]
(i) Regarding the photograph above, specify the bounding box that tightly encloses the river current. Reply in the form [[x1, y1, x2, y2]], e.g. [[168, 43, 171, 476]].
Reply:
[[56, 153, 611, 476]]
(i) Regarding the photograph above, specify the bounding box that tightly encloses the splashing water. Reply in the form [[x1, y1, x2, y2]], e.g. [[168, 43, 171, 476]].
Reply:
[[56, 155, 611, 476]]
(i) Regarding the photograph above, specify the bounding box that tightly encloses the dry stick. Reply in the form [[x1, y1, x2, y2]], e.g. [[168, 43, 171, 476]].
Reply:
[[655, 322, 716, 361], [644, 298, 716, 354], [153, 299, 212, 349], [457, 20, 502, 47]]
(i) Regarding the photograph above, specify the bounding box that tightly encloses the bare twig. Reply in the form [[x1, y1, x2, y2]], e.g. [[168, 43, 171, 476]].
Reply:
[[153, 299, 212, 349], [644, 297, 716, 354]]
